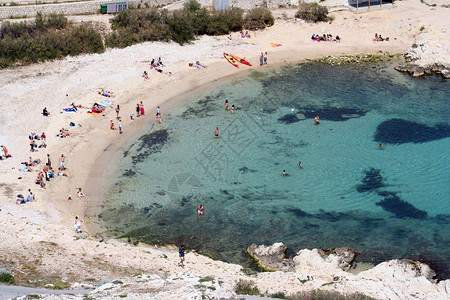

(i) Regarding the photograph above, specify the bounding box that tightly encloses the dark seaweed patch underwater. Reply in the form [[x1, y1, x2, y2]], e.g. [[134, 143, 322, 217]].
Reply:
[[375, 119, 450, 144]]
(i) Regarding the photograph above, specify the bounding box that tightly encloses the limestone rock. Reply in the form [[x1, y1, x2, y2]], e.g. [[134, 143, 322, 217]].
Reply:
[[246, 242, 295, 272], [400, 36, 450, 78]]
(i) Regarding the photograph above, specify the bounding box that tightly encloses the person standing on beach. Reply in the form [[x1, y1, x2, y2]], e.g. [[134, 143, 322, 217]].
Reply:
[[264, 52, 268, 64], [47, 154, 51, 168], [178, 245, 185, 267], [74, 216, 82, 233], [119, 119, 123, 134], [140, 101, 145, 116], [40, 132, 46, 148], [115, 105, 120, 119], [59, 154, 66, 170], [260, 52, 264, 66], [136, 104, 140, 117], [157, 113, 162, 124]]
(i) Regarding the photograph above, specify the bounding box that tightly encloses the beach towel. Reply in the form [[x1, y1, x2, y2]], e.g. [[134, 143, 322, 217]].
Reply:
[[100, 99, 114, 106], [87, 111, 101, 116], [270, 43, 282, 47], [63, 107, 77, 112]]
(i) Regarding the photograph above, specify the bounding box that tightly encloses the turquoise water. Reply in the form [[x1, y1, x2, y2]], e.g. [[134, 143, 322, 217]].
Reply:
[[101, 62, 450, 278]]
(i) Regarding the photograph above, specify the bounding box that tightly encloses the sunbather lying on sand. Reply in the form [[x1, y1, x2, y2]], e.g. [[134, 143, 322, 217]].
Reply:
[[59, 128, 71, 137], [99, 89, 115, 97], [195, 61, 207, 68]]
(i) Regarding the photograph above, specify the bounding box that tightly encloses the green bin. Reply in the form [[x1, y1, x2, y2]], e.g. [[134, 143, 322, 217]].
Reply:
[[100, 3, 108, 14]]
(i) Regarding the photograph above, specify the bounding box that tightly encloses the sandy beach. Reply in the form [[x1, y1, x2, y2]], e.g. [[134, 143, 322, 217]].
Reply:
[[0, 1, 449, 298]]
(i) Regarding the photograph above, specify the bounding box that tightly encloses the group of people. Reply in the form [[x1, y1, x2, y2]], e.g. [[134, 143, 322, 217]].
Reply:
[[150, 57, 165, 73], [239, 31, 251, 39], [17, 189, 35, 204], [311, 33, 340, 42], [259, 52, 268, 66], [373, 33, 389, 41], [224, 100, 235, 114], [133, 101, 145, 119], [29, 131, 47, 152]]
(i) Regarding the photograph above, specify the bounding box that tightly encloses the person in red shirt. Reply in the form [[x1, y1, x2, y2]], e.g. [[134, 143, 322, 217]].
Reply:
[[40, 132, 46, 148]]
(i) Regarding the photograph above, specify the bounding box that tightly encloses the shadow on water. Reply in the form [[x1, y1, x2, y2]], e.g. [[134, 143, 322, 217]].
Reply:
[[374, 119, 450, 144]]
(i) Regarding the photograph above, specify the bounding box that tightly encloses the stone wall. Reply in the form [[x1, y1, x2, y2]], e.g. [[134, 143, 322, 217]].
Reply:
[[0, 0, 178, 19]]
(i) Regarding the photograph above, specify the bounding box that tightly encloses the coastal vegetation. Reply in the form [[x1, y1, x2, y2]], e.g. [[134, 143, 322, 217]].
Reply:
[[295, 2, 332, 23], [105, 0, 274, 47], [0, 269, 14, 284], [275, 290, 377, 299], [0, 13, 104, 68], [235, 279, 261, 295], [0, 1, 274, 67]]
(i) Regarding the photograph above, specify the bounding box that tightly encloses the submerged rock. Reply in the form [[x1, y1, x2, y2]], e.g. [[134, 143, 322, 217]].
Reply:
[[376, 191, 428, 219]]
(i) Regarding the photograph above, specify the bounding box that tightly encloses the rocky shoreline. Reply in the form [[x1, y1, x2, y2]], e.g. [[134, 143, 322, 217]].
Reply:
[[395, 36, 450, 78]]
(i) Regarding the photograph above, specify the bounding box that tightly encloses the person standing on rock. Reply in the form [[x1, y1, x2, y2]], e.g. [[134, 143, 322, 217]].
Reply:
[[178, 245, 185, 268]]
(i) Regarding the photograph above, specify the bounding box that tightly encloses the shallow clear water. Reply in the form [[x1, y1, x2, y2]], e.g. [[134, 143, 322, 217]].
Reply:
[[101, 62, 450, 277]]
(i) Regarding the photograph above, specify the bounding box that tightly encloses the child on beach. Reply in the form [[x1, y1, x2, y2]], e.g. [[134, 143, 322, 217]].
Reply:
[[119, 119, 123, 134], [77, 188, 85, 198], [157, 113, 162, 124], [142, 71, 149, 81], [110, 120, 116, 130]]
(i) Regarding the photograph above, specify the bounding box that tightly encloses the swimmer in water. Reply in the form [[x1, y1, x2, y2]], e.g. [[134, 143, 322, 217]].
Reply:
[[298, 161, 303, 168], [378, 143, 386, 147], [197, 204, 204, 215], [214, 127, 219, 137], [225, 100, 229, 110], [282, 170, 288, 176], [231, 105, 235, 114], [314, 115, 320, 124]]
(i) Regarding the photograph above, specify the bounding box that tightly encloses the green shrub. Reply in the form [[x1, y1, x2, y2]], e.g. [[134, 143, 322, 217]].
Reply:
[[183, 0, 201, 12], [0, 14, 103, 69], [235, 279, 260, 295], [295, 2, 330, 23], [288, 289, 377, 300], [0, 272, 14, 284], [106, 4, 244, 46], [243, 7, 274, 30]]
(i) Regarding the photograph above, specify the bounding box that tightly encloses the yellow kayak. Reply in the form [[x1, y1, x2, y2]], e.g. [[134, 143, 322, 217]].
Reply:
[[224, 52, 239, 68]]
